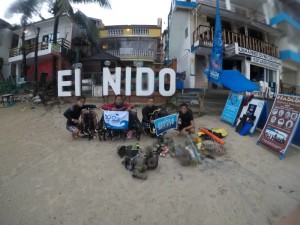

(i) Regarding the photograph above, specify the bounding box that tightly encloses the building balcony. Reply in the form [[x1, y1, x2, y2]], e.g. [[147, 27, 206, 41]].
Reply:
[[196, 0, 266, 24], [105, 49, 155, 61], [193, 25, 279, 58], [8, 38, 70, 63]]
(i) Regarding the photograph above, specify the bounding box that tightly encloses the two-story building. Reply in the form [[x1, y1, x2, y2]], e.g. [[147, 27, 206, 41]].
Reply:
[[98, 22, 167, 96], [167, 0, 282, 94], [8, 14, 91, 86]]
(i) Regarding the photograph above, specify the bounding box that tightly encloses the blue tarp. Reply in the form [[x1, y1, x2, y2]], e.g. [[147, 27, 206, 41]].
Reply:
[[205, 70, 260, 93]]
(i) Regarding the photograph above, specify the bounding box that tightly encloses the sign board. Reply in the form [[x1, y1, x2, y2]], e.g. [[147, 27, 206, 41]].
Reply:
[[103, 110, 129, 130], [257, 94, 300, 159], [236, 98, 268, 136], [221, 93, 243, 126], [238, 46, 281, 70], [251, 57, 281, 70], [225, 43, 238, 57], [154, 114, 178, 136], [51, 43, 60, 56], [199, 40, 213, 48], [57, 67, 176, 97]]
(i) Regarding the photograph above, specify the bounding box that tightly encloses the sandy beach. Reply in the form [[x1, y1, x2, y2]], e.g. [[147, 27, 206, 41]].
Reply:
[[0, 101, 299, 225]]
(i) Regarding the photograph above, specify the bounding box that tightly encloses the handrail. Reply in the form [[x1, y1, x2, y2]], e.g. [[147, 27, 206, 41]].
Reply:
[[280, 83, 300, 95], [193, 25, 279, 58], [9, 38, 70, 58]]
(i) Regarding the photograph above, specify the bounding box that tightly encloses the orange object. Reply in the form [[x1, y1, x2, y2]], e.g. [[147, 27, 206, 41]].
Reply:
[[198, 128, 225, 145]]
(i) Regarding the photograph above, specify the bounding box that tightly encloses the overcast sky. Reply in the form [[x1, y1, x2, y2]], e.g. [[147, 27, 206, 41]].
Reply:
[[0, 0, 172, 30]]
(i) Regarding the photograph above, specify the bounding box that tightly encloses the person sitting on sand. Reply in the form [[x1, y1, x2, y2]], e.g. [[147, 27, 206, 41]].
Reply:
[[142, 96, 158, 133], [63, 96, 100, 140], [177, 103, 195, 136], [101, 95, 135, 138]]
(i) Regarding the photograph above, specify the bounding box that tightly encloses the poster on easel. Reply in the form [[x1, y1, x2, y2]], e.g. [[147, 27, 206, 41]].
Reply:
[[221, 93, 244, 126], [257, 94, 300, 159], [235, 98, 268, 136]]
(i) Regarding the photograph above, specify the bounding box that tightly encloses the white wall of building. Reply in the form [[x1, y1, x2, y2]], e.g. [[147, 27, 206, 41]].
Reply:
[[0, 28, 13, 79], [169, 9, 194, 88], [278, 37, 299, 52], [18, 16, 74, 46]]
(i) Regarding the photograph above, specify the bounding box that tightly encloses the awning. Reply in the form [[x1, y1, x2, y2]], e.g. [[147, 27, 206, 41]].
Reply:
[[221, 70, 259, 92], [205, 69, 260, 92]]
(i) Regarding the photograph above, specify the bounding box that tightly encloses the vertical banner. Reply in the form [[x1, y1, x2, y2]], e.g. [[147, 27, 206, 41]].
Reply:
[[257, 95, 300, 159], [103, 111, 129, 130], [154, 114, 178, 136], [221, 93, 243, 126], [208, 0, 223, 84], [236, 99, 268, 136]]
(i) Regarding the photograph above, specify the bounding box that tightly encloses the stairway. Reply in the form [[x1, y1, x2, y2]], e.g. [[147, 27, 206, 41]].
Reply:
[[201, 92, 229, 116]]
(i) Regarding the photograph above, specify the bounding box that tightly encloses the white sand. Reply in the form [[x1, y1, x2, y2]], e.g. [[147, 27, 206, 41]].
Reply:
[[0, 101, 299, 225]]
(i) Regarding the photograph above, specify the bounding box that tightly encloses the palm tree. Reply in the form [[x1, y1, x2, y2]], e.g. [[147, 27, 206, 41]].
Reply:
[[6, 0, 111, 95], [6, 0, 42, 81]]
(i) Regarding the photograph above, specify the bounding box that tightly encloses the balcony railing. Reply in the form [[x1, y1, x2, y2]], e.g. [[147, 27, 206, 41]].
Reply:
[[280, 83, 300, 96], [9, 38, 71, 58], [106, 49, 155, 59], [193, 25, 278, 58], [198, 0, 266, 23]]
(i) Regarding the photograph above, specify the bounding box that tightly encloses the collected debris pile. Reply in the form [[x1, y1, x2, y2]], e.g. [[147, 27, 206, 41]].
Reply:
[[171, 128, 228, 166], [13, 94, 34, 103], [117, 143, 161, 180], [201, 140, 226, 158]]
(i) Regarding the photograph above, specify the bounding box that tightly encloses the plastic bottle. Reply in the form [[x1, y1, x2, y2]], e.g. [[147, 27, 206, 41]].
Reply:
[[185, 146, 197, 167]]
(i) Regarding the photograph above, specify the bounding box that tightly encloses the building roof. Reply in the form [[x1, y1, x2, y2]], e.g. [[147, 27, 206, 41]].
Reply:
[[0, 19, 11, 29], [100, 25, 161, 30]]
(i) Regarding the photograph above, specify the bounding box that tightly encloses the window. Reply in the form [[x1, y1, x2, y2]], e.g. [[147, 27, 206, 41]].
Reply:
[[108, 29, 123, 36], [42, 33, 60, 42], [133, 28, 149, 35]]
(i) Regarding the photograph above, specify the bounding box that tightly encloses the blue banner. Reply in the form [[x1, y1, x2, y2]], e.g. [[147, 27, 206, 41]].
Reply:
[[103, 111, 129, 130], [221, 94, 244, 126], [154, 114, 178, 136], [208, 0, 223, 84]]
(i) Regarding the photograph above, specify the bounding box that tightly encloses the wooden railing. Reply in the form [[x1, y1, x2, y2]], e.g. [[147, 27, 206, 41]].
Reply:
[[9, 38, 71, 58], [280, 83, 300, 95], [193, 25, 279, 58]]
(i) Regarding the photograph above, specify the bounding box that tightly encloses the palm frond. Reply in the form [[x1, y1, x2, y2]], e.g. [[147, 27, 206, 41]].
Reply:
[[73, 10, 100, 44], [70, 0, 111, 9], [5, 0, 42, 22], [55, 0, 74, 17]]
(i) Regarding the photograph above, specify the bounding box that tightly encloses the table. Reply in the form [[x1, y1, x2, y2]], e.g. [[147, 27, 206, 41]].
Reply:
[[1, 94, 14, 107]]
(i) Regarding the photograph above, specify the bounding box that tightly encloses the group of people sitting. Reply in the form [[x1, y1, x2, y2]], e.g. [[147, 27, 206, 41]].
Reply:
[[63, 95, 195, 140]]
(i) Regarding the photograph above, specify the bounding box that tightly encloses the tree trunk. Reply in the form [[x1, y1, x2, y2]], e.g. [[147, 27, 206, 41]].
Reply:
[[52, 15, 59, 97], [34, 27, 40, 94], [21, 30, 27, 80]]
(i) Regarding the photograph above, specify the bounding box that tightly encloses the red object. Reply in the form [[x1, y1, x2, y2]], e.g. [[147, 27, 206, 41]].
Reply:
[[101, 102, 134, 111], [199, 127, 225, 145]]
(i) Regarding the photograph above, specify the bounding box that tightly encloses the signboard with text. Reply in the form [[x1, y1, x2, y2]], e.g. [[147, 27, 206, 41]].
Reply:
[[257, 94, 300, 159], [154, 114, 178, 136], [221, 93, 243, 126], [51, 43, 60, 56], [236, 98, 268, 136], [103, 110, 129, 130]]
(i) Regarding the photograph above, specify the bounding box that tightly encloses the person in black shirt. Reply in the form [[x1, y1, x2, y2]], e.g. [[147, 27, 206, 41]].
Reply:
[[177, 103, 195, 135], [63, 96, 99, 140], [142, 96, 158, 131]]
